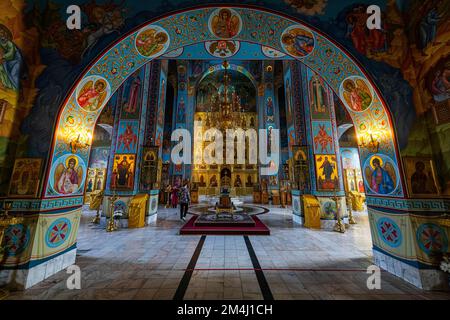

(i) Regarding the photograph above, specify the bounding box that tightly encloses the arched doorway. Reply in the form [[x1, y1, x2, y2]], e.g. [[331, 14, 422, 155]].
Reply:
[[43, 6, 404, 203]]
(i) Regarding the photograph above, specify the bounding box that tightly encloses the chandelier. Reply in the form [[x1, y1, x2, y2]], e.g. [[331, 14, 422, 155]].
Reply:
[[205, 61, 246, 130]]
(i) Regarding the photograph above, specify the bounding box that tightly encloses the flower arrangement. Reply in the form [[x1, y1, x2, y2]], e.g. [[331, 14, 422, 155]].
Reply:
[[440, 253, 450, 273]]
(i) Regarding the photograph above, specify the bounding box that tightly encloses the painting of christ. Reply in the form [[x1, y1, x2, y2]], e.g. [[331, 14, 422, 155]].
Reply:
[[315, 155, 339, 191]]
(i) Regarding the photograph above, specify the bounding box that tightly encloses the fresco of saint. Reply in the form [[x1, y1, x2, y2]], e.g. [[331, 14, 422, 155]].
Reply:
[[406, 158, 439, 196], [411, 161, 432, 194], [345, 6, 367, 54], [315, 155, 338, 190], [365, 157, 396, 195], [210, 9, 240, 38], [320, 156, 335, 181], [309, 74, 328, 117], [117, 156, 131, 187], [281, 27, 314, 57], [0, 24, 25, 91], [135, 29, 168, 57], [117, 123, 138, 153], [55, 157, 83, 195], [86, 179, 93, 193], [123, 74, 141, 115], [418, 4, 444, 50], [430, 60, 450, 102], [313, 124, 333, 153], [342, 78, 372, 112], [77, 79, 107, 111]]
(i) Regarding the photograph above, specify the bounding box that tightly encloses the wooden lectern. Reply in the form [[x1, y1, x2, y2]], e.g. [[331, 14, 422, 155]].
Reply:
[[302, 195, 321, 229], [128, 194, 149, 228]]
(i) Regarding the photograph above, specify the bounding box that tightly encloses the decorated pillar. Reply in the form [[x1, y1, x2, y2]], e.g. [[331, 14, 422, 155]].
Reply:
[[258, 61, 280, 194], [140, 60, 168, 216], [286, 61, 309, 219], [170, 61, 189, 185], [184, 60, 201, 180], [297, 64, 346, 228], [103, 62, 160, 220]]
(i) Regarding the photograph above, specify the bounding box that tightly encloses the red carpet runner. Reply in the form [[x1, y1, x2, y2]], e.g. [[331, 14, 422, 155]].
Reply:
[[180, 215, 270, 235]]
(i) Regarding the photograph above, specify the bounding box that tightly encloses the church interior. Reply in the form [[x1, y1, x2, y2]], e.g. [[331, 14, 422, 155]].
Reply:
[[0, 0, 450, 302]]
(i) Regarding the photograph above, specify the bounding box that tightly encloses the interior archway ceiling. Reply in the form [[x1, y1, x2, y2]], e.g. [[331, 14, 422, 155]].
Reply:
[[44, 6, 405, 199]]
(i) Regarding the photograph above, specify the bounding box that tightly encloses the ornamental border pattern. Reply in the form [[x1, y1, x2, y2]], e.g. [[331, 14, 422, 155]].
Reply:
[[367, 197, 450, 212], [1, 197, 84, 212]]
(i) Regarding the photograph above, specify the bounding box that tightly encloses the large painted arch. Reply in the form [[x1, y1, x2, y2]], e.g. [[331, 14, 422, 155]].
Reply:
[[43, 5, 405, 200]]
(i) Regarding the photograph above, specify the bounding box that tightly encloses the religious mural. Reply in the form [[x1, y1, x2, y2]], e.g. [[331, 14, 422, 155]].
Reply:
[[363, 154, 398, 196], [0, 4, 42, 195], [8, 158, 42, 198], [280, 25, 315, 58], [111, 154, 135, 190], [76, 76, 110, 112], [208, 8, 242, 39], [3, 2, 450, 290], [116, 120, 139, 154], [426, 56, 450, 103], [339, 76, 373, 112], [312, 121, 334, 154], [403, 156, 440, 197], [315, 155, 338, 191], [121, 70, 143, 119], [205, 40, 240, 58], [0, 24, 25, 92], [135, 25, 170, 58], [50, 154, 85, 196], [309, 74, 329, 119], [9, 1, 421, 165]]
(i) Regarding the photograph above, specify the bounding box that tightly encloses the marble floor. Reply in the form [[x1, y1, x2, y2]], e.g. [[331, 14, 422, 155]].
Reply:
[[6, 205, 450, 300]]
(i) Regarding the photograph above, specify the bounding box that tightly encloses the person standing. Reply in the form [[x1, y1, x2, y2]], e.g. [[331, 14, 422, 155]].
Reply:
[[171, 185, 179, 208], [179, 181, 190, 221]]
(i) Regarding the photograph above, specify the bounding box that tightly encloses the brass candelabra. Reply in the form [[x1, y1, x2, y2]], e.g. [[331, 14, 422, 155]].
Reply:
[[346, 194, 357, 225], [332, 189, 345, 233], [106, 194, 118, 232]]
